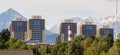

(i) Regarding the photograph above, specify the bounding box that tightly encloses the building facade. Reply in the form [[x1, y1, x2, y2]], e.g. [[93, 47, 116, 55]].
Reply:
[[10, 18, 27, 40], [28, 16, 45, 42], [81, 22, 96, 37], [60, 19, 77, 42]]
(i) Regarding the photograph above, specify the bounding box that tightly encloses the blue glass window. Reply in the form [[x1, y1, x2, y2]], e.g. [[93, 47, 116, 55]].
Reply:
[[16, 22, 23, 27], [33, 20, 40, 25], [85, 26, 93, 30], [84, 26, 94, 35], [103, 30, 110, 34]]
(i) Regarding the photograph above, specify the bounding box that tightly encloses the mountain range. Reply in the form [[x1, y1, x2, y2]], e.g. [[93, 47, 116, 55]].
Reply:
[[49, 16, 120, 40], [0, 8, 120, 44]]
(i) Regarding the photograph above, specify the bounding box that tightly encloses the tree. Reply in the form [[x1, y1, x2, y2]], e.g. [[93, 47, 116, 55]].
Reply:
[[82, 37, 94, 49], [38, 46, 47, 55], [0, 36, 4, 49], [5, 38, 27, 50], [108, 34, 120, 55], [69, 35, 84, 55], [0, 29, 10, 49], [51, 39, 62, 55], [57, 42, 67, 55], [108, 44, 118, 55], [46, 46, 52, 54], [84, 34, 113, 55], [0, 29, 10, 42]]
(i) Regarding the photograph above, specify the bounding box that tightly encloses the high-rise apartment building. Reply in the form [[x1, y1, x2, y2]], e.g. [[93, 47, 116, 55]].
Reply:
[[10, 18, 27, 40], [28, 16, 45, 42], [60, 19, 77, 42], [81, 22, 96, 37]]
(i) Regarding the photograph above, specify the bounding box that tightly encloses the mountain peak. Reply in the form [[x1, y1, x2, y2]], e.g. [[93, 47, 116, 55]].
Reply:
[[6, 8, 18, 13], [0, 8, 27, 31], [0, 8, 27, 21], [7, 8, 14, 11]]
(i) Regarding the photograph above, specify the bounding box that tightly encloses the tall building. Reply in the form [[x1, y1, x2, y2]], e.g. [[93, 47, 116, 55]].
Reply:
[[98, 25, 113, 36], [81, 22, 96, 37], [10, 18, 27, 40], [28, 16, 45, 42], [60, 19, 77, 42]]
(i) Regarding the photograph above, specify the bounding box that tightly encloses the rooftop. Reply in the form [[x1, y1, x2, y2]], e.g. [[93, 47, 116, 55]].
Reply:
[[31, 16, 41, 19]]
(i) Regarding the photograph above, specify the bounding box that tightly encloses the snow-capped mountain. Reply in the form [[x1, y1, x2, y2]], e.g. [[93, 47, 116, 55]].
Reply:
[[49, 16, 120, 40], [0, 8, 120, 43], [0, 8, 27, 31], [49, 17, 101, 34]]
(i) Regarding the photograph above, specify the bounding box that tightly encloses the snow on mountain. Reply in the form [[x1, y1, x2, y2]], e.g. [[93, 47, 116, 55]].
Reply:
[[0, 8, 27, 31], [49, 17, 82, 34], [0, 8, 120, 43], [49, 16, 120, 40], [98, 16, 120, 39], [49, 16, 100, 34]]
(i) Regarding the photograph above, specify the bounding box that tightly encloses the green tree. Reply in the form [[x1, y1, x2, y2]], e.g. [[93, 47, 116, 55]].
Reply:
[[5, 38, 27, 50], [84, 34, 113, 55], [0, 36, 4, 49], [69, 35, 84, 55], [82, 37, 94, 49], [51, 39, 68, 55], [0, 29, 10, 49], [38, 46, 47, 55], [0, 29, 10, 42], [51, 39, 62, 55], [46, 46, 52, 54], [108, 44, 118, 55], [108, 34, 120, 55], [57, 42, 67, 55]]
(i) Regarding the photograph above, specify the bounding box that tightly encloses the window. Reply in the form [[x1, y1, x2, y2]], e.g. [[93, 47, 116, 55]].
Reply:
[[16, 22, 23, 27], [85, 26, 93, 30], [33, 20, 40, 25], [84, 26, 94, 35], [103, 30, 110, 34]]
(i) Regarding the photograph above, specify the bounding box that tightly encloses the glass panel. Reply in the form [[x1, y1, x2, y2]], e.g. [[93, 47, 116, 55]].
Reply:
[[16, 22, 23, 27], [103, 29, 110, 34], [84, 26, 94, 35], [33, 20, 40, 25]]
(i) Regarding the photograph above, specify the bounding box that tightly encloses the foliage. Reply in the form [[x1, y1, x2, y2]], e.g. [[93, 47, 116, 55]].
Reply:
[[108, 34, 120, 55], [0, 29, 10, 42], [5, 38, 27, 50], [0, 36, 4, 49], [0, 29, 120, 55]]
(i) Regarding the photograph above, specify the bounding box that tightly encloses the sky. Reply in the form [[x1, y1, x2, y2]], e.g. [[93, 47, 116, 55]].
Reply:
[[0, 0, 120, 29]]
